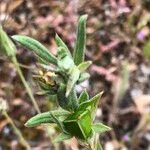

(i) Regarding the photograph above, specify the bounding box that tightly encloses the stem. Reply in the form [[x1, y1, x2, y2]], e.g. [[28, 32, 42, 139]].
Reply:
[[12, 56, 57, 149], [3, 111, 31, 150], [12, 56, 41, 113]]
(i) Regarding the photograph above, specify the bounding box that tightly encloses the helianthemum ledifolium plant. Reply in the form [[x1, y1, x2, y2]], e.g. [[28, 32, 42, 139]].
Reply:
[[12, 15, 111, 149]]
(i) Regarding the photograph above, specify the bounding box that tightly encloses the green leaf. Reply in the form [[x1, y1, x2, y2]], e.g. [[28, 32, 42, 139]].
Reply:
[[57, 84, 70, 110], [78, 72, 90, 83], [143, 40, 150, 57], [57, 84, 78, 111], [78, 90, 89, 104], [66, 66, 80, 97], [54, 133, 72, 143], [50, 111, 66, 132], [63, 108, 92, 140], [92, 123, 111, 134], [12, 35, 57, 65], [0, 26, 16, 57], [25, 109, 70, 127], [73, 15, 88, 65], [55, 34, 72, 57], [78, 61, 92, 72], [77, 92, 103, 119], [57, 47, 74, 71]]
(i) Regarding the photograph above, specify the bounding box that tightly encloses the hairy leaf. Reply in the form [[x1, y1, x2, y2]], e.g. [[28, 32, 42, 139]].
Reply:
[[78, 72, 90, 83], [0, 26, 16, 57], [12, 35, 57, 65], [73, 15, 88, 65], [57, 47, 74, 71], [92, 123, 111, 134], [57, 84, 78, 111], [54, 133, 72, 143], [77, 92, 103, 120], [66, 66, 80, 97], [78, 90, 89, 104], [78, 61, 92, 72], [55, 34, 72, 57], [50, 111, 66, 132], [63, 108, 92, 140], [25, 109, 70, 127]]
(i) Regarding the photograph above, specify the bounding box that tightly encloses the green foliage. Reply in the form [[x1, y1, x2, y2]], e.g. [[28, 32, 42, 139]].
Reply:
[[73, 15, 88, 65], [12, 35, 57, 65], [66, 66, 80, 97], [25, 109, 70, 127], [78, 61, 92, 72], [0, 26, 16, 57], [92, 123, 111, 134], [54, 133, 72, 143], [11, 15, 110, 148], [55, 34, 72, 58], [78, 90, 89, 104]]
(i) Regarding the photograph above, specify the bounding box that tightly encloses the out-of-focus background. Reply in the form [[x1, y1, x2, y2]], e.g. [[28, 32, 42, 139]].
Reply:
[[0, 0, 150, 149]]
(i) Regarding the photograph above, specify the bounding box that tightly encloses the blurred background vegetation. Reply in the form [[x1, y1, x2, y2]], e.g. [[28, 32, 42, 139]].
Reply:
[[0, 0, 150, 149]]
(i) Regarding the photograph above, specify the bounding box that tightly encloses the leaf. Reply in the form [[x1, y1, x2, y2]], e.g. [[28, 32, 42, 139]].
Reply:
[[12, 35, 57, 65], [50, 112, 66, 132], [54, 133, 72, 143], [78, 61, 92, 72], [66, 66, 80, 97], [67, 88, 79, 111], [57, 47, 74, 71], [73, 15, 88, 65], [92, 123, 111, 134], [57, 84, 70, 110], [57, 84, 78, 111], [63, 108, 92, 140], [78, 72, 90, 83], [0, 26, 16, 57], [78, 90, 89, 104], [25, 109, 70, 127], [55, 34, 72, 57], [77, 92, 103, 120], [143, 40, 150, 57]]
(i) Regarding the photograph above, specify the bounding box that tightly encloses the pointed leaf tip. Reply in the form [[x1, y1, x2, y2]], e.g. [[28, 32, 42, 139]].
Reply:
[[12, 35, 57, 65], [73, 14, 88, 65], [55, 33, 72, 58], [92, 123, 111, 134]]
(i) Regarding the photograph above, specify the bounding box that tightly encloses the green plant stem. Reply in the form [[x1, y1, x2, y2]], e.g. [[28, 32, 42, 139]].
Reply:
[[3, 111, 31, 150], [12, 56, 41, 113], [12, 55, 58, 150]]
